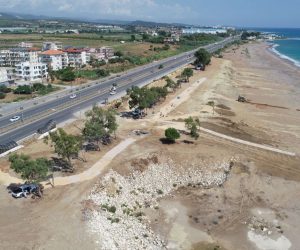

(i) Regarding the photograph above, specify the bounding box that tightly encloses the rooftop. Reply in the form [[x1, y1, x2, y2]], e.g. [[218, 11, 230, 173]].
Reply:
[[39, 50, 64, 55]]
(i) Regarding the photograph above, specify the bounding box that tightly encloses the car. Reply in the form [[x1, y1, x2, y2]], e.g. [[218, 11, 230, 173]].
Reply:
[[110, 90, 116, 95], [9, 116, 21, 122], [8, 184, 39, 199], [111, 86, 117, 91], [11, 188, 28, 198], [69, 94, 77, 99]]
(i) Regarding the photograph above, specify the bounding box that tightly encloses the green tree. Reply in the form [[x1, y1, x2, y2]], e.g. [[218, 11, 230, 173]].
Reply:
[[207, 101, 215, 114], [14, 85, 32, 94], [56, 67, 75, 82], [9, 154, 49, 182], [114, 51, 124, 57], [0, 92, 6, 99], [181, 68, 193, 82], [194, 48, 211, 67], [44, 128, 82, 165], [184, 116, 200, 140], [83, 106, 118, 141], [165, 128, 180, 143], [131, 34, 136, 41]]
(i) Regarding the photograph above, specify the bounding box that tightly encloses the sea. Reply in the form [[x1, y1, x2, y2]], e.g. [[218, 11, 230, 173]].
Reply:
[[253, 28, 300, 67]]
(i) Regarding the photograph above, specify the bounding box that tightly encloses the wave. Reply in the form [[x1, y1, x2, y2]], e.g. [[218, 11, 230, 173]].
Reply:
[[269, 43, 300, 68]]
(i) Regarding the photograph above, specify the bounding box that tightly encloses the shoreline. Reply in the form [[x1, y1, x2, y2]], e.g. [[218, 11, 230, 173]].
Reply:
[[266, 40, 300, 68]]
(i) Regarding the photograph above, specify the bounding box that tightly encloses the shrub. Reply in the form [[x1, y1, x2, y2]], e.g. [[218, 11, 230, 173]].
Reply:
[[0, 92, 6, 99], [165, 128, 180, 142]]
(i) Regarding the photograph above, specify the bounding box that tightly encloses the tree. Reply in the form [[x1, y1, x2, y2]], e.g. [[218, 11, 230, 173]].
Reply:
[[181, 68, 193, 82], [0, 92, 6, 99], [131, 34, 136, 41], [165, 128, 180, 143], [9, 154, 49, 182], [207, 101, 215, 114], [44, 128, 82, 165], [194, 48, 211, 67], [165, 76, 180, 91], [114, 51, 123, 57], [184, 116, 200, 140], [83, 106, 118, 142], [56, 67, 75, 82], [127, 86, 167, 111], [14, 85, 32, 94]]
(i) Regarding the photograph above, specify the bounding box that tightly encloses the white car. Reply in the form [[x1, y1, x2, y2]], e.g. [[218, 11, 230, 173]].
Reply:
[[110, 90, 116, 95], [10, 116, 21, 122], [69, 94, 77, 99]]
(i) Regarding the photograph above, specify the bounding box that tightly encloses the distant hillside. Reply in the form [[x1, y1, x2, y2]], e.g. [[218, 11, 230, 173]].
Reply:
[[0, 12, 191, 28]]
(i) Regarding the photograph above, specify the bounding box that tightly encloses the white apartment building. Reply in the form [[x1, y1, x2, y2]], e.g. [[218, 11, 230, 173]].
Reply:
[[88, 47, 114, 61], [15, 61, 48, 81], [39, 50, 69, 71], [18, 42, 33, 48], [42, 42, 63, 51], [0, 68, 8, 85], [63, 48, 87, 67], [0, 48, 40, 67]]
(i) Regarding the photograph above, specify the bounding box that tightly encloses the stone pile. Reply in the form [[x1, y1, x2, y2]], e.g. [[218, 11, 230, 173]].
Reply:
[[86, 159, 234, 249]]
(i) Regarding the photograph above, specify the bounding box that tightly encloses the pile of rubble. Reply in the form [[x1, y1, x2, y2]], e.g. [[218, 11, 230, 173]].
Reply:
[[86, 159, 235, 249], [247, 216, 284, 236]]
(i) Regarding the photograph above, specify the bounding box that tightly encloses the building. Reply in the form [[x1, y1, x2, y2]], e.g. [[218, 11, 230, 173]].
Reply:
[[42, 42, 63, 51], [15, 61, 48, 81], [0, 48, 40, 67], [39, 50, 67, 71], [18, 42, 33, 48], [0, 68, 15, 86], [0, 68, 8, 85], [88, 47, 114, 61], [63, 48, 87, 67]]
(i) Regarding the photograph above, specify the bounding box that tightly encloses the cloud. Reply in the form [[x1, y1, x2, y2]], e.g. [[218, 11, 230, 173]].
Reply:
[[0, 0, 196, 22]]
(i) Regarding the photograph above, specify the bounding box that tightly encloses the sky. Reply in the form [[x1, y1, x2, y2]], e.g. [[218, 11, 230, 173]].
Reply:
[[0, 0, 299, 28]]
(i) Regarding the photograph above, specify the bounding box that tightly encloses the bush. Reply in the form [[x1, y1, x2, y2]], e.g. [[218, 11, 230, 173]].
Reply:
[[0, 85, 11, 93], [0, 92, 6, 99], [14, 85, 32, 94], [56, 67, 75, 82], [165, 128, 180, 142]]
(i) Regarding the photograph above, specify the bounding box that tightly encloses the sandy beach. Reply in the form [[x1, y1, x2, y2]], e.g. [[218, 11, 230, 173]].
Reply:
[[0, 41, 300, 250]]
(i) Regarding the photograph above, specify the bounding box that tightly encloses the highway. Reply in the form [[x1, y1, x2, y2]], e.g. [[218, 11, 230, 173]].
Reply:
[[0, 36, 239, 144]]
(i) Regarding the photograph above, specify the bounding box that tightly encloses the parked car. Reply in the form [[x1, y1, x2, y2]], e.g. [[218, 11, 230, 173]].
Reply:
[[7, 183, 39, 199], [69, 94, 77, 99], [9, 116, 20, 122]]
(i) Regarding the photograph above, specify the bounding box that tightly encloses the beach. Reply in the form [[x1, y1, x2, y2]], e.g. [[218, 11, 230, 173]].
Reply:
[[0, 40, 300, 250]]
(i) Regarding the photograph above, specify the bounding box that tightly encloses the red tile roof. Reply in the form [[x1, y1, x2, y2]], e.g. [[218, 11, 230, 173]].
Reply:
[[40, 50, 64, 55], [63, 48, 84, 53]]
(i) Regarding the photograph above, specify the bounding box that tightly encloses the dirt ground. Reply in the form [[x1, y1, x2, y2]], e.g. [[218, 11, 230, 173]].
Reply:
[[0, 41, 300, 250]]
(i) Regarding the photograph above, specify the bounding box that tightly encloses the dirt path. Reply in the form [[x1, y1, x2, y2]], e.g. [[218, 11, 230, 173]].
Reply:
[[0, 138, 136, 187], [158, 121, 296, 157], [49, 138, 136, 186]]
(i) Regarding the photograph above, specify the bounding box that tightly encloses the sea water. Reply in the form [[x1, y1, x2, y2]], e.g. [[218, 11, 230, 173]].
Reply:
[[254, 28, 300, 67]]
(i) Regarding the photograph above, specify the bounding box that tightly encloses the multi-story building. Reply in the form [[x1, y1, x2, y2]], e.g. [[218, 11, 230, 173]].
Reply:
[[15, 61, 48, 81], [0, 48, 40, 67], [42, 41, 63, 51], [18, 42, 33, 48], [0, 68, 8, 86], [39, 50, 68, 71], [63, 48, 87, 67], [88, 47, 114, 61]]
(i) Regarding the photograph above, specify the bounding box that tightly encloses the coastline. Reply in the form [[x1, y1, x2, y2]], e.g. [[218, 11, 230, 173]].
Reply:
[[267, 40, 300, 68]]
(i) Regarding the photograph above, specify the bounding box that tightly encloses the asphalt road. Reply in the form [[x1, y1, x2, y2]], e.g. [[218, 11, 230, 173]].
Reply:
[[0, 36, 239, 144]]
